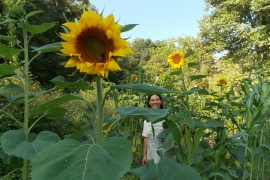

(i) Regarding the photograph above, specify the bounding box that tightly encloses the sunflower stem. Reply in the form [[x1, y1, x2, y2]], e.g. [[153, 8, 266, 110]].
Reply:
[[180, 67, 189, 111], [22, 21, 29, 180], [95, 76, 104, 143]]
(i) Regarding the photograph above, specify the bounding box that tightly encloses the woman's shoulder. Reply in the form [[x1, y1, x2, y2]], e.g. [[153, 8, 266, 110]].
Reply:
[[144, 120, 164, 125]]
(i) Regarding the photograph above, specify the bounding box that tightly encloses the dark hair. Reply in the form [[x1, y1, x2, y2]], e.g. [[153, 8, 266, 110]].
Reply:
[[147, 94, 164, 109]]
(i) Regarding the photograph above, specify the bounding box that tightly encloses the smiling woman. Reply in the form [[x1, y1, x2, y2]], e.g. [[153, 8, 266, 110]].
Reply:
[[142, 94, 175, 165]]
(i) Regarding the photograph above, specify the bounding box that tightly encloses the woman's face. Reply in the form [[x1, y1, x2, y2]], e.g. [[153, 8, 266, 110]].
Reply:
[[149, 95, 162, 109]]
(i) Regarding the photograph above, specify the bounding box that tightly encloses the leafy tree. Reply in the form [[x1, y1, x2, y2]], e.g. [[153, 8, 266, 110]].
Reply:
[[118, 38, 158, 74], [199, 0, 270, 70]]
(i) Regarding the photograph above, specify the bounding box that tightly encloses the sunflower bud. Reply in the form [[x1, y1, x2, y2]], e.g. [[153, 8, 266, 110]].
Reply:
[[5, 4, 26, 20]]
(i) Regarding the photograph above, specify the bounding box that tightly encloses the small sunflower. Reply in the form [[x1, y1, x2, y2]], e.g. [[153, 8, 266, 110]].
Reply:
[[209, 96, 214, 102], [168, 52, 184, 68], [217, 78, 227, 86], [60, 10, 133, 78]]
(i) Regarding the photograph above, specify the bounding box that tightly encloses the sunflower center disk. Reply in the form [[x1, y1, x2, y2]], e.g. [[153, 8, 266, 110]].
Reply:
[[173, 57, 180, 63], [84, 37, 106, 62], [76, 27, 114, 63]]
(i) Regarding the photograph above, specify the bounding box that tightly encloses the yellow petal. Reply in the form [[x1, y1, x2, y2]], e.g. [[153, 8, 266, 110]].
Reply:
[[65, 58, 78, 67], [106, 29, 113, 39], [86, 64, 98, 75], [62, 22, 81, 37], [106, 59, 121, 71], [61, 42, 77, 54]]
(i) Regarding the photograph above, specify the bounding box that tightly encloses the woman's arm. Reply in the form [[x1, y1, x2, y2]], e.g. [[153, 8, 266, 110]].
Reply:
[[142, 137, 148, 165]]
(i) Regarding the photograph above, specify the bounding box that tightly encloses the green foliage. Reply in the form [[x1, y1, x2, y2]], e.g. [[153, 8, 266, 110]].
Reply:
[[1, 130, 60, 160], [0, 1, 270, 179], [199, 0, 270, 67], [129, 159, 202, 180], [31, 137, 133, 180]]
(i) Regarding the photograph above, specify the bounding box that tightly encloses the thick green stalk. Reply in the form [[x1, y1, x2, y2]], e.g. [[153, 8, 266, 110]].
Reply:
[[179, 67, 190, 112], [95, 76, 104, 143], [242, 137, 248, 180], [22, 25, 29, 180]]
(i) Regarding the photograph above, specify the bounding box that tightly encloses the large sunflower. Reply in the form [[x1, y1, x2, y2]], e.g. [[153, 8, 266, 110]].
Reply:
[[60, 11, 133, 78], [217, 78, 227, 86], [168, 52, 184, 68]]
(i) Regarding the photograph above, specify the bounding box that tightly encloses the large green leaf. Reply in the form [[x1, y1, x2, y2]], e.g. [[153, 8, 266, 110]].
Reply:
[[165, 120, 181, 144], [45, 107, 67, 119], [31, 42, 61, 54], [1, 130, 60, 160], [0, 84, 24, 94], [230, 146, 245, 165], [130, 159, 202, 180], [1, 130, 26, 155], [29, 95, 84, 116], [31, 137, 132, 180], [158, 159, 203, 180], [0, 150, 23, 168], [114, 107, 169, 122], [0, 64, 15, 77], [0, 43, 23, 60], [22, 22, 55, 35], [129, 160, 158, 180], [50, 77, 94, 90], [114, 84, 178, 94]]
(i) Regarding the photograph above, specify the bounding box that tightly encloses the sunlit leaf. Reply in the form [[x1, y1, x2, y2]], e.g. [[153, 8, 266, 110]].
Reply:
[[31, 137, 132, 180], [114, 107, 169, 122], [22, 22, 55, 35]]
